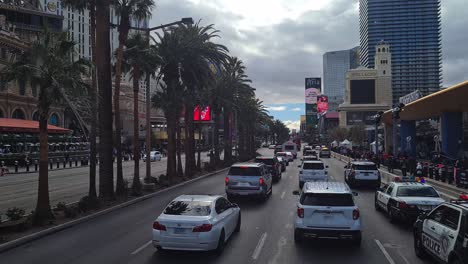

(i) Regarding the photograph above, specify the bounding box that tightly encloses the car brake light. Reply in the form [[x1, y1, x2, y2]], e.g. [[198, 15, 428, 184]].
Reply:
[[460, 193, 468, 200], [259, 177, 264, 186], [153, 221, 166, 231], [353, 209, 360, 220], [398, 201, 416, 209], [225, 177, 229, 185], [193, 224, 213, 232], [297, 207, 304, 218]]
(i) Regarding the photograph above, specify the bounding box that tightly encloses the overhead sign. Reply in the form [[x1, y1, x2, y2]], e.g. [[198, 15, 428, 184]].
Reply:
[[399, 90, 422, 105]]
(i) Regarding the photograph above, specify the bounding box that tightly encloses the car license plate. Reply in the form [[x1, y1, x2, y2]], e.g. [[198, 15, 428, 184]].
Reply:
[[419, 205, 432, 211], [239, 182, 249, 186], [174, 228, 186, 234]]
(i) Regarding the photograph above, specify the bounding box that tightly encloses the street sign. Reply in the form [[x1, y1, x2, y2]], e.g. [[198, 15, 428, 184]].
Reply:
[[399, 90, 422, 105]]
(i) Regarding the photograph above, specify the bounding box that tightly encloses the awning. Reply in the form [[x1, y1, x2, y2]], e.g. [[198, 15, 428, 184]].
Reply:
[[0, 118, 70, 134]]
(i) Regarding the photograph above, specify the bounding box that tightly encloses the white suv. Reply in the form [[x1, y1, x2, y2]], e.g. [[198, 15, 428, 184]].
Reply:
[[344, 161, 381, 188], [293, 182, 362, 245], [298, 160, 329, 189]]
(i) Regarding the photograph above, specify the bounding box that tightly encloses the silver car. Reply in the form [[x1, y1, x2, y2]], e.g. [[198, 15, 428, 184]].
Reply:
[[225, 163, 273, 200], [153, 195, 241, 254]]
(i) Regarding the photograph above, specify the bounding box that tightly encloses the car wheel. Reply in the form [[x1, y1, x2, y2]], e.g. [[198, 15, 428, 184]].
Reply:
[[352, 233, 362, 247], [227, 194, 234, 201], [414, 233, 426, 259], [388, 206, 397, 223], [215, 230, 225, 255], [294, 229, 303, 243], [449, 256, 462, 264], [235, 213, 241, 233], [156, 246, 165, 253]]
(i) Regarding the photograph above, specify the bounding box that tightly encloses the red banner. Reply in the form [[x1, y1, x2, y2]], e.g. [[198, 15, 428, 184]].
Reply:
[[194, 106, 211, 121]]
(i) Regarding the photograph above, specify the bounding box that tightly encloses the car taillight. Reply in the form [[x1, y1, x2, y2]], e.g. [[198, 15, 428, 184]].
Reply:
[[225, 177, 229, 185], [398, 201, 416, 209], [297, 207, 304, 218], [153, 221, 166, 231], [193, 224, 213, 232], [259, 177, 264, 186], [353, 209, 360, 220]]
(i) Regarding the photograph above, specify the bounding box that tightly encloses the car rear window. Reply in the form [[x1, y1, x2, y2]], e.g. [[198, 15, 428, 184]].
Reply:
[[396, 186, 440, 197], [355, 164, 377, 170], [276, 153, 286, 157], [300, 193, 354, 206], [284, 145, 295, 150], [228, 166, 261, 176], [306, 151, 316, 155], [255, 158, 274, 166], [303, 163, 324, 170], [163, 201, 212, 216]]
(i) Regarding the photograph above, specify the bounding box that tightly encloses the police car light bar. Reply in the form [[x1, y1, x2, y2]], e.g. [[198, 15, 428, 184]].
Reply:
[[460, 193, 468, 201]]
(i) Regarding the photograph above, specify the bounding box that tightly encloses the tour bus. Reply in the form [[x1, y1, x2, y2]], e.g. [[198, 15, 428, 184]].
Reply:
[[282, 141, 298, 159]]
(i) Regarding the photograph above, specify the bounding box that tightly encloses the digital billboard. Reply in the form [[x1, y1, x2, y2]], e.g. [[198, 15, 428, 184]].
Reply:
[[317, 95, 329, 113], [305, 78, 321, 127], [350, 79, 375, 104], [194, 106, 211, 121], [346, 111, 377, 126]]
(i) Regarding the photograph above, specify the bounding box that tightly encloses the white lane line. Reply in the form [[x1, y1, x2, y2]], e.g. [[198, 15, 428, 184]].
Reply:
[[375, 239, 396, 264], [131, 240, 152, 255], [252, 232, 268, 260], [280, 191, 286, 199]]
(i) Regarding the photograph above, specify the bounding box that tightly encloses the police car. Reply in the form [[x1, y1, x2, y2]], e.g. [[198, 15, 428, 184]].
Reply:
[[375, 181, 445, 223], [413, 194, 468, 264]]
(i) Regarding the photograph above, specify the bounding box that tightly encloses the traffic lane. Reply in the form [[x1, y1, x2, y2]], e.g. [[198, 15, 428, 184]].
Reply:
[[323, 157, 429, 264], [128, 149, 293, 264]]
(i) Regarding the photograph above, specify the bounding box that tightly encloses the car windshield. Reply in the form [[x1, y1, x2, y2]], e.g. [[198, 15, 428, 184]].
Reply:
[[255, 158, 274, 166], [301, 193, 354, 206], [276, 153, 286, 157], [284, 145, 294, 150], [228, 167, 261, 176], [396, 186, 440, 197], [303, 163, 324, 170], [163, 200, 212, 216], [355, 164, 377, 170]]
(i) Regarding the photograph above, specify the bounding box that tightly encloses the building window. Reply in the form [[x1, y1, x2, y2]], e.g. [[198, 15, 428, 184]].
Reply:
[[49, 113, 60, 126], [32, 111, 39, 121], [383, 70, 386, 75], [12, 109, 25, 119], [1, 48, 7, 59], [0, 108, 4, 118], [19, 79, 26, 95]]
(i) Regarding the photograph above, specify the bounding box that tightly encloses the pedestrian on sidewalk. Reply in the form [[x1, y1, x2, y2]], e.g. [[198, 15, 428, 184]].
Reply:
[[401, 158, 408, 177]]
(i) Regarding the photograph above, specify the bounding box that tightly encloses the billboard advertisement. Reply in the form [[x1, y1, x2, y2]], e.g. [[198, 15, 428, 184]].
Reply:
[[317, 95, 329, 113], [346, 111, 377, 126], [305, 77, 321, 128], [194, 106, 211, 121]]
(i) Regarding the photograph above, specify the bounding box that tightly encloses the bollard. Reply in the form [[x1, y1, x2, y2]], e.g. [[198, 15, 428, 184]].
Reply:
[[50, 159, 53, 170], [56, 159, 60, 169], [14, 161, 18, 173], [434, 166, 440, 181], [447, 165, 454, 184], [428, 164, 434, 179], [35, 160, 38, 171], [69, 159, 72, 167], [26, 160, 30, 172], [63, 159, 66, 168], [81, 158, 84, 166], [440, 166, 447, 182], [75, 158, 78, 167]]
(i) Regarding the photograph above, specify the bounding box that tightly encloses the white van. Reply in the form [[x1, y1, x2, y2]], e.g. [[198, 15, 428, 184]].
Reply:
[[282, 141, 298, 159]]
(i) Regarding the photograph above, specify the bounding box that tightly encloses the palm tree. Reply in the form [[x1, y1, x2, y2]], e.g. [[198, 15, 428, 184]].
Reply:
[[112, 0, 155, 195], [61, 0, 98, 200], [122, 33, 159, 195], [154, 23, 228, 179], [3, 31, 89, 225], [95, 0, 114, 199]]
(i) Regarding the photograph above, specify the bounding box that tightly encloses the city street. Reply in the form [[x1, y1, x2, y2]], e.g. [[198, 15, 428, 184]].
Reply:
[[0, 153, 211, 212], [0, 148, 433, 264]]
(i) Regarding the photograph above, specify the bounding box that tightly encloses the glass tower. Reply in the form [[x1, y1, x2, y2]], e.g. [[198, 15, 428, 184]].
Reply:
[[359, 0, 442, 105]]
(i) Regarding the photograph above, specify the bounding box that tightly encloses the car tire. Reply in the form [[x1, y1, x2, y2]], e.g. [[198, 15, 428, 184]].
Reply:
[[156, 246, 165, 253], [294, 229, 303, 243], [227, 194, 234, 201], [414, 234, 426, 259], [215, 230, 225, 255], [449, 256, 462, 264], [388, 206, 397, 223], [352, 233, 362, 247], [235, 213, 241, 233]]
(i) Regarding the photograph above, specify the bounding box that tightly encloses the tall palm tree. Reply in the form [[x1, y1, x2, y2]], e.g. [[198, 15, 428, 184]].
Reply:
[[95, 0, 114, 199], [154, 23, 228, 179], [61, 0, 98, 200], [112, 0, 155, 195], [122, 33, 159, 195], [3, 31, 89, 224]]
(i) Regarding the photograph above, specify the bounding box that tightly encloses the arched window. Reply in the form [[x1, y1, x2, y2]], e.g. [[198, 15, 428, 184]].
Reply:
[[382, 47, 385, 52], [383, 70, 386, 75], [49, 113, 60, 126], [378, 48, 381, 52], [12, 109, 25, 119], [32, 111, 39, 121]]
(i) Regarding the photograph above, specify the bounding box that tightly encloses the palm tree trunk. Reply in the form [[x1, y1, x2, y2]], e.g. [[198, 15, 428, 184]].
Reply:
[[223, 105, 232, 165], [132, 71, 142, 195], [166, 113, 177, 182], [176, 117, 183, 177], [96, 0, 114, 199], [33, 109, 53, 225], [113, 24, 130, 196], [88, 0, 97, 200]]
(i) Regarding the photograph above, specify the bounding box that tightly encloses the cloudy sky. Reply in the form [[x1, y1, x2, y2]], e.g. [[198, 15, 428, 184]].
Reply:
[[150, 0, 467, 131]]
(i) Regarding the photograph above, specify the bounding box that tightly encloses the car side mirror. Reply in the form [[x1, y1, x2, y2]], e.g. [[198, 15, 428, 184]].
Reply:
[[297, 165, 301, 168], [352, 192, 358, 196], [292, 190, 300, 195], [326, 165, 329, 168]]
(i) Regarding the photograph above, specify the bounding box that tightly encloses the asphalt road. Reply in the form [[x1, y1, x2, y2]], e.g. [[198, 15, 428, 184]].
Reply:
[[0, 148, 433, 264], [0, 152, 212, 212]]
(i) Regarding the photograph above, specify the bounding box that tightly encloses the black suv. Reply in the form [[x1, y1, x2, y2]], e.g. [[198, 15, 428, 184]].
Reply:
[[255, 156, 282, 182], [413, 197, 468, 264]]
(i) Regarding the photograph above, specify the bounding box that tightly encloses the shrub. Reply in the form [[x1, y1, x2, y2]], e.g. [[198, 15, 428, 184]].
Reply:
[[56, 202, 67, 211], [6, 207, 25, 221], [64, 206, 79, 218], [78, 196, 99, 213]]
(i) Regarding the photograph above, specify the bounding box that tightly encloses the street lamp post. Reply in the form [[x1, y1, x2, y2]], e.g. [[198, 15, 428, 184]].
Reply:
[[391, 103, 405, 157], [128, 18, 194, 183], [373, 111, 384, 155]]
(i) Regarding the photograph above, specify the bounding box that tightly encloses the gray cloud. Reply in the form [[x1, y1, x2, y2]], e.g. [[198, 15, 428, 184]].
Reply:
[[150, 0, 467, 103]]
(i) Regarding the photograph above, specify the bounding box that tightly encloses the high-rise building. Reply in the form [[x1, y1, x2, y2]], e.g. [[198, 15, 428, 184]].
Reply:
[[359, 0, 442, 105], [323, 46, 360, 111]]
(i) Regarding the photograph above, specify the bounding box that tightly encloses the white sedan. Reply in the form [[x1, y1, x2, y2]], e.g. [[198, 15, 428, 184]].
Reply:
[[152, 195, 241, 254], [143, 151, 162, 162]]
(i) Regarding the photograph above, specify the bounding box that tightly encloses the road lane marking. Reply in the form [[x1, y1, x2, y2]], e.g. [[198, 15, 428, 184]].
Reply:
[[280, 191, 285, 199], [131, 240, 152, 255], [375, 239, 396, 264], [252, 232, 268, 260], [289, 175, 293, 179]]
